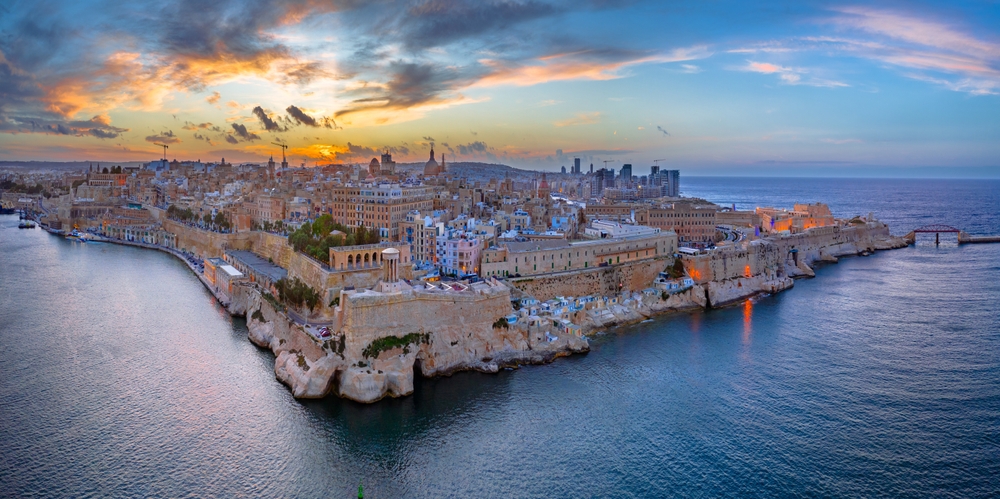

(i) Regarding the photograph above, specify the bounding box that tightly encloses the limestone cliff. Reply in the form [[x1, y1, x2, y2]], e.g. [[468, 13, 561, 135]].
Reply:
[[230, 281, 588, 404]]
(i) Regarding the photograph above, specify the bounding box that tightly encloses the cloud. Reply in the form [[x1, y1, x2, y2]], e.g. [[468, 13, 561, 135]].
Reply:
[[820, 138, 863, 144], [193, 132, 214, 145], [422, 136, 435, 142], [252, 106, 285, 132], [554, 112, 601, 127], [741, 60, 849, 88], [182, 121, 215, 131], [145, 130, 180, 144], [206, 91, 220, 104], [656, 126, 670, 136], [391, 1, 559, 51], [334, 61, 477, 121], [476, 46, 712, 88], [457, 141, 489, 155], [230, 123, 259, 142], [826, 8, 1000, 95], [0, 112, 128, 139], [679, 64, 701, 74], [286, 105, 318, 126], [225, 134, 239, 145]]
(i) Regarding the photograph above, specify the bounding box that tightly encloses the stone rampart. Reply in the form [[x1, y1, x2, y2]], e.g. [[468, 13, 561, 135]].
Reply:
[[164, 219, 254, 258], [509, 257, 670, 301]]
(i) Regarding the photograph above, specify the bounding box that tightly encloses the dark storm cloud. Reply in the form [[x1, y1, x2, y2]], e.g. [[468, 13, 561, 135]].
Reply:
[[252, 106, 285, 132], [89, 128, 118, 139], [225, 134, 239, 145], [286, 105, 318, 126], [0, 112, 128, 138], [231, 123, 260, 141], [145, 130, 180, 143], [336, 61, 467, 118]]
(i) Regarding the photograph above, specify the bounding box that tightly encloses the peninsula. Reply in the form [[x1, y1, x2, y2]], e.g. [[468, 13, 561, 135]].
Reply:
[[3, 160, 908, 403]]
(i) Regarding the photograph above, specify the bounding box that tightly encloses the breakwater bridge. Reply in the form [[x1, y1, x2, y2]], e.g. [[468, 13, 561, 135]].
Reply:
[[904, 224, 1000, 245]]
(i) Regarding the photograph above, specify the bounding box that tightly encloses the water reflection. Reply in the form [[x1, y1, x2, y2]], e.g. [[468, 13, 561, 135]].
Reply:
[[743, 299, 753, 345]]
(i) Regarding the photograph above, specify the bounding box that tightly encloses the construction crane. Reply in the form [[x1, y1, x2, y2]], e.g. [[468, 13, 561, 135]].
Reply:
[[271, 142, 288, 164], [653, 159, 667, 166], [602, 160, 613, 170], [153, 142, 169, 160]]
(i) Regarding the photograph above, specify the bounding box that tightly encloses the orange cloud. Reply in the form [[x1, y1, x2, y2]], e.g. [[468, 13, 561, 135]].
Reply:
[[475, 46, 710, 87], [554, 112, 602, 127]]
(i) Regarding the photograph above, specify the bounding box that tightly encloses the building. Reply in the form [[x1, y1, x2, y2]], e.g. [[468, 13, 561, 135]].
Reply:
[[574, 158, 581, 174], [245, 193, 286, 224], [757, 203, 835, 234], [647, 202, 718, 246], [327, 184, 436, 241], [379, 151, 396, 175], [400, 210, 445, 265], [481, 228, 676, 278], [662, 170, 680, 197], [423, 146, 446, 176], [619, 164, 633, 186], [584, 220, 662, 239], [436, 233, 483, 276]]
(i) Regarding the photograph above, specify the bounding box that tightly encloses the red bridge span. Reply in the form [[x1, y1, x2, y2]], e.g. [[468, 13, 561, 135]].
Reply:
[[904, 225, 1000, 244]]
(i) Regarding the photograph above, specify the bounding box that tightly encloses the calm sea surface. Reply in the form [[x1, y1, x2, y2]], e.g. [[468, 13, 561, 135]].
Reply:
[[1, 177, 998, 498]]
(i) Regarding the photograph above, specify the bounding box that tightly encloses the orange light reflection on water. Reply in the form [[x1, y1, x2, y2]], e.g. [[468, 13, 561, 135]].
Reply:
[[742, 299, 752, 345]]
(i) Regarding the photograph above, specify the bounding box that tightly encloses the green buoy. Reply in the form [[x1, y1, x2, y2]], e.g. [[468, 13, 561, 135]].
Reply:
[[358, 480, 364, 499]]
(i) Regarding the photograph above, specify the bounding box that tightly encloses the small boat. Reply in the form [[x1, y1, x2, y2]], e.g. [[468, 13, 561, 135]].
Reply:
[[66, 230, 84, 241]]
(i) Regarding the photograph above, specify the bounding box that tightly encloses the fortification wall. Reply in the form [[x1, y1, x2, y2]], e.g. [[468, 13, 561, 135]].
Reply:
[[683, 241, 783, 284], [509, 257, 670, 301], [250, 232, 295, 268], [163, 219, 254, 258]]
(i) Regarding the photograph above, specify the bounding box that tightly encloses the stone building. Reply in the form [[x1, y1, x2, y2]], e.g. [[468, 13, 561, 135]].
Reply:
[[481, 228, 677, 278]]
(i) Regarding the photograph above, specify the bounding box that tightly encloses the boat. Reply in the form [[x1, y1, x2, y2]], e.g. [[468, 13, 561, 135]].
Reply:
[[66, 229, 84, 241]]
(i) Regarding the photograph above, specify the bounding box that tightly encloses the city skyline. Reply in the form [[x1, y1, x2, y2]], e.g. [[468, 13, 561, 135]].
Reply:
[[2, 1, 999, 173]]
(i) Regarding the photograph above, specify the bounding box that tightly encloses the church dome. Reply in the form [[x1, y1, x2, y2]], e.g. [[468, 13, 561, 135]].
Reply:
[[368, 158, 380, 175], [423, 146, 439, 176]]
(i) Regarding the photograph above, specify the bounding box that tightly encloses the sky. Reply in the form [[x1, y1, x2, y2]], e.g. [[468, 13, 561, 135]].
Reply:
[[1, 0, 999, 174]]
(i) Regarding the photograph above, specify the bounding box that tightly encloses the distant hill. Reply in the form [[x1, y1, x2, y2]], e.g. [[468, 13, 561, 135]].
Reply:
[[0, 161, 146, 172]]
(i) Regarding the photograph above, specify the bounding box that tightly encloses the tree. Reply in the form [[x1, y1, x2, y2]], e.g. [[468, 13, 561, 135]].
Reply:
[[203, 213, 212, 226]]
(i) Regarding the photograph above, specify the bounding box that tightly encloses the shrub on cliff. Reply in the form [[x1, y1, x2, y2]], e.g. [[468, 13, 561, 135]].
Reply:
[[362, 333, 430, 359], [274, 277, 320, 312], [251, 308, 267, 323], [492, 317, 509, 330], [668, 258, 686, 279]]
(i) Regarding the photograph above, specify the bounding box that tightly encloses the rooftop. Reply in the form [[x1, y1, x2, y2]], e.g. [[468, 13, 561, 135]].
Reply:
[[226, 250, 288, 283]]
